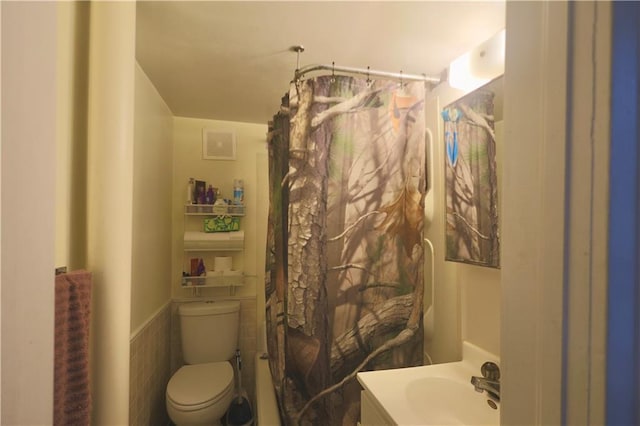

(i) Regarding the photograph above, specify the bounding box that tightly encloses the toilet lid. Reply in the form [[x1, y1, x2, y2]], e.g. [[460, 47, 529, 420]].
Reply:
[[167, 362, 234, 408]]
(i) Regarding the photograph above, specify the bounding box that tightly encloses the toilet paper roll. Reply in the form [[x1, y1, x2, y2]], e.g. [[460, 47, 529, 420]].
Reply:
[[214, 256, 233, 271]]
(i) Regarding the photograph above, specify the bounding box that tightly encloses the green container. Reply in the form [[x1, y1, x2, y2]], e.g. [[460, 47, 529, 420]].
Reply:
[[204, 216, 240, 232]]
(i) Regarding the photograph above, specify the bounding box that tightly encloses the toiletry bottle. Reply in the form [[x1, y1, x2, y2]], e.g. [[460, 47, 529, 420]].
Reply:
[[198, 186, 206, 205], [187, 178, 195, 204], [233, 179, 244, 205], [196, 258, 206, 276], [206, 185, 215, 204], [190, 258, 199, 276]]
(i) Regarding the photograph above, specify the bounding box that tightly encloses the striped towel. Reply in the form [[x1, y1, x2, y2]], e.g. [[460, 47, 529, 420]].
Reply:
[[54, 270, 92, 426]]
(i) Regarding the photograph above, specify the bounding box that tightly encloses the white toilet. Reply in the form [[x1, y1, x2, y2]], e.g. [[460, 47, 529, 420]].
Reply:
[[166, 301, 240, 425]]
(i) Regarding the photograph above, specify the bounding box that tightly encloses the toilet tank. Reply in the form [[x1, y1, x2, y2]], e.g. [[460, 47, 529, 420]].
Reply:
[[179, 301, 240, 365]]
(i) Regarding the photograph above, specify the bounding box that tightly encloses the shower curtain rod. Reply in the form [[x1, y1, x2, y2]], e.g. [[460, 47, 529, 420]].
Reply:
[[294, 63, 441, 84]]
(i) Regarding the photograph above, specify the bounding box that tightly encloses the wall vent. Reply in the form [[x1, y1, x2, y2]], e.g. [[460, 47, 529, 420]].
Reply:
[[202, 129, 236, 160]]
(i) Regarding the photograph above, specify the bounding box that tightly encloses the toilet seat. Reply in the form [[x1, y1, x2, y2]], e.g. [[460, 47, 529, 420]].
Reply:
[[167, 361, 234, 412]]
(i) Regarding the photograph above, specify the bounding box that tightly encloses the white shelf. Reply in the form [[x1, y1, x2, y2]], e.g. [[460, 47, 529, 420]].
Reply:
[[182, 199, 246, 291], [184, 204, 245, 216], [182, 272, 244, 288], [183, 231, 244, 251]]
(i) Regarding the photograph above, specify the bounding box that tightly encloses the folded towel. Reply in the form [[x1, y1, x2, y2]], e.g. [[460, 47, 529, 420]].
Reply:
[[54, 270, 92, 426]]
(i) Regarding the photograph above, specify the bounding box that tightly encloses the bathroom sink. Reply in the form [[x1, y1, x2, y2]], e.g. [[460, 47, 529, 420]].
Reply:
[[405, 377, 498, 425], [357, 341, 500, 425]]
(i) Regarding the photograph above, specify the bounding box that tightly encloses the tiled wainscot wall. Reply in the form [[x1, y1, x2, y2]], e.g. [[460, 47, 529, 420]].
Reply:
[[129, 303, 172, 426]]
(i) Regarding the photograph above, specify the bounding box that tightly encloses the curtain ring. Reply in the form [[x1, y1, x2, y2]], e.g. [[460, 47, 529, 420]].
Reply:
[[366, 66, 372, 86], [399, 70, 404, 88], [331, 61, 336, 83]]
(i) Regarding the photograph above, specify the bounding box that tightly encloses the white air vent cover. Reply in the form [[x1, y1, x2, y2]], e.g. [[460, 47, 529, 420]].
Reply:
[[202, 129, 236, 160]]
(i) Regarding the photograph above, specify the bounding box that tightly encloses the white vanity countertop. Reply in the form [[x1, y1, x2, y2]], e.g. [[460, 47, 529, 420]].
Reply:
[[357, 342, 500, 426]]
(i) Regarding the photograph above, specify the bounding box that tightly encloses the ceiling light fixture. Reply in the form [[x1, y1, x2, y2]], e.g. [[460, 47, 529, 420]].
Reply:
[[449, 29, 506, 93]]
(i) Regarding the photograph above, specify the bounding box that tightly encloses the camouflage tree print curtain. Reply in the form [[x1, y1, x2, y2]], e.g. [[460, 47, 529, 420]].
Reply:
[[265, 75, 425, 426]]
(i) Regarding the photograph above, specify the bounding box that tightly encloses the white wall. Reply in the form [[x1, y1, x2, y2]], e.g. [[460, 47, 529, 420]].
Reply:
[[56, 2, 142, 422], [56, 2, 174, 419], [459, 120, 503, 356], [1, 2, 57, 423], [501, 2, 610, 424], [56, 1, 89, 271], [86, 3, 136, 424], [130, 63, 174, 333], [424, 88, 461, 363], [424, 82, 502, 363], [501, 2, 567, 422], [171, 117, 268, 300], [562, 4, 610, 423]]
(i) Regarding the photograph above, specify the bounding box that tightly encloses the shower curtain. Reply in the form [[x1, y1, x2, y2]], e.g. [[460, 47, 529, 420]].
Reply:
[[266, 75, 426, 426]]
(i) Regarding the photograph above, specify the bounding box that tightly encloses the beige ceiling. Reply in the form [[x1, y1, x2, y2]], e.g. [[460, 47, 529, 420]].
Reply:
[[136, 1, 505, 125]]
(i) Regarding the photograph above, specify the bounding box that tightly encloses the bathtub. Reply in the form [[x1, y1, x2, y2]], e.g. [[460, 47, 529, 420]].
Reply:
[[255, 354, 281, 425], [255, 319, 281, 425]]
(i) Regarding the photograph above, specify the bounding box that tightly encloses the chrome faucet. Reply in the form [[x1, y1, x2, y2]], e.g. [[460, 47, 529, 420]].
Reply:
[[471, 361, 500, 402]]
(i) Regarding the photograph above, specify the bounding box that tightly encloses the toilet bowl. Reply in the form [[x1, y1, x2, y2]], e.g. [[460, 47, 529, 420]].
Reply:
[[166, 301, 240, 425], [166, 361, 234, 426]]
